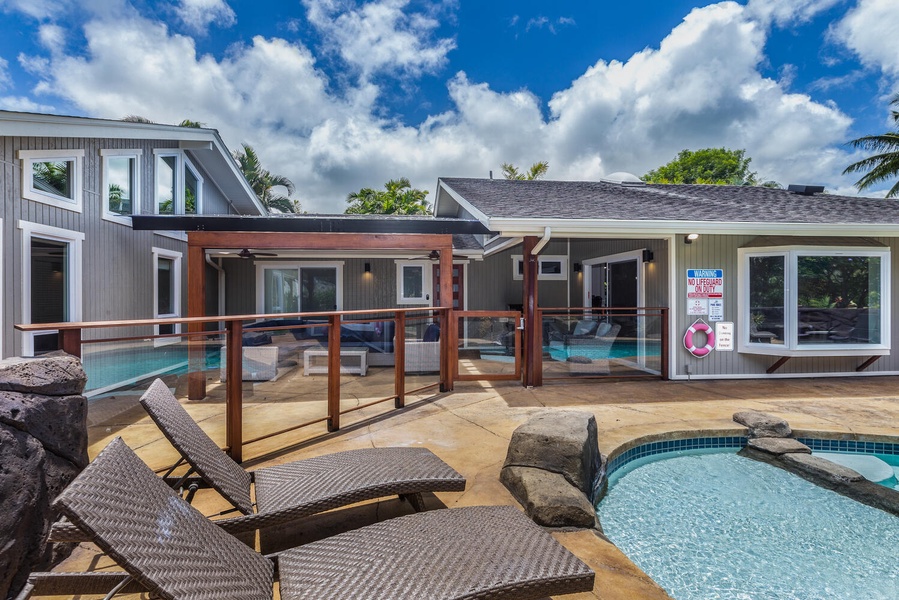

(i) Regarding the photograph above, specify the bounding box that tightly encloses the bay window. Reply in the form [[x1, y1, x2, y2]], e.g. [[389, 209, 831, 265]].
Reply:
[[739, 245, 890, 356]]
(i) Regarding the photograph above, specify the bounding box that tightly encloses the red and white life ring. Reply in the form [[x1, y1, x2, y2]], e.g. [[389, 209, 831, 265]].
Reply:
[[684, 321, 715, 357]]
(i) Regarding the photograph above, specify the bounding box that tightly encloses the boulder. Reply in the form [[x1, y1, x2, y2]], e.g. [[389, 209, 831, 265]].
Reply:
[[746, 437, 811, 455], [0, 354, 87, 600], [0, 354, 86, 396], [502, 411, 601, 497], [780, 453, 865, 484], [500, 466, 599, 529], [733, 410, 792, 438]]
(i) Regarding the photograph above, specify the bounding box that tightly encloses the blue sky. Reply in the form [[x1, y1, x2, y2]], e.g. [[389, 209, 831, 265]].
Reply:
[[1, 0, 897, 212]]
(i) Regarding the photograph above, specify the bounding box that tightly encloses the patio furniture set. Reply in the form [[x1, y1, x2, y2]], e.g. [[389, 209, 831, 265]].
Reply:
[[21, 379, 595, 599]]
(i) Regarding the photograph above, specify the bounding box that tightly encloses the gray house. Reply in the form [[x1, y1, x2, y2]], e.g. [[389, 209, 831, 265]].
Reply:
[[0, 110, 264, 359], [433, 176, 899, 381]]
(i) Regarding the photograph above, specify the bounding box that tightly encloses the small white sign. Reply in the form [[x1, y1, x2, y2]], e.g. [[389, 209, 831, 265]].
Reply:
[[687, 298, 708, 315], [715, 322, 734, 351], [708, 298, 724, 322]]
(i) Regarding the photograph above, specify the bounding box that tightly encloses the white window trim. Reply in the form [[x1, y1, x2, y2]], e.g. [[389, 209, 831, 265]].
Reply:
[[18, 221, 85, 356], [18, 149, 85, 212], [512, 254, 569, 281], [100, 149, 142, 226], [395, 260, 433, 305], [153, 247, 183, 346], [255, 261, 344, 314], [153, 149, 203, 216], [737, 245, 891, 357]]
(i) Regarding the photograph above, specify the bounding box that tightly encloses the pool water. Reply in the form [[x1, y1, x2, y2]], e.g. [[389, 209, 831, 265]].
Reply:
[[598, 450, 899, 600], [82, 345, 220, 397]]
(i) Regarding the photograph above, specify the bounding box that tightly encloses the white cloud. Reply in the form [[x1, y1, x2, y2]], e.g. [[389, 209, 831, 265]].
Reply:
[[0, 95, 57, 112], [0, 0, 69, 20], [831, 0, 899, 78], [13, 0, 877, 210], [746, 0, 842, 27], [302, 0, 455, 79], [0, 57, 9, 90], [175, 0, 236, 34], [38, 24, 66, 52]]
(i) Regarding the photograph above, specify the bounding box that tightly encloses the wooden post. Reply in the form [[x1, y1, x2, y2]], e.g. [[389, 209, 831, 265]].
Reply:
[[394, 312, 405, 408], [522, 236, 540, 387], [187, 243, 207, 400], [58, 329, 82, 358], [327, 314, 341, 431], [225, 320, 243, 463], [439, 247, 454, 392]]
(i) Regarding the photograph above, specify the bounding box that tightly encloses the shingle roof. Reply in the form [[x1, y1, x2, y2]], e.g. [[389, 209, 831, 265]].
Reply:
[[439, 178, 899, 225]]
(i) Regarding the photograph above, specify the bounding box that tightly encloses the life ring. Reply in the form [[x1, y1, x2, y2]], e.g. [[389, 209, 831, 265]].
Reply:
[[684, 322, 715, 357]]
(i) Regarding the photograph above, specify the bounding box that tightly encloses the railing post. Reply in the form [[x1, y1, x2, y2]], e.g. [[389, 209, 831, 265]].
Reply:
[[661, 308, 669, 380], [58, 329, 82, 358], [225, 320, 243, 463], [439, 308, 454, 392], [327, 314, 341, 432], [394, 312, 405, 408]]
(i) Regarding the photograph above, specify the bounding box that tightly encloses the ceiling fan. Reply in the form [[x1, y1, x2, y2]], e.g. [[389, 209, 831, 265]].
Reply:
[[408, 249, 467, 260], [233, 248, 278, 259]]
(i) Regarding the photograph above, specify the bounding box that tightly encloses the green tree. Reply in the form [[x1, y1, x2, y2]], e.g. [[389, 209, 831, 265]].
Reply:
[[232, 143, 298, 213], [502, 161, 549, 180], [345, 178, 431, 215], [843, 93, 899, 198], [643, 148, 758, 185]]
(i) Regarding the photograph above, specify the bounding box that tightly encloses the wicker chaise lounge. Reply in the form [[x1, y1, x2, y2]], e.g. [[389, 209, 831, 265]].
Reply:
[[141, 378, 466, 533], [23, 438, 595, 599]]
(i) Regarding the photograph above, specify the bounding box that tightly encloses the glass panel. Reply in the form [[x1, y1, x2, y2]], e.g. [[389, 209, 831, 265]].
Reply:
[[157, 258, 174, 315], [749, 256, 785, 343], [185, 164, 199, 214], [797, 255, 881, 345], [32, 160, 74, 200], [107, 156, 134, 215], [264, 268, 299, 313], [403, 265, 424, 299], [157, 155, 177, 214], [31, 239, 68, 324], [301, 268, 337, 312]]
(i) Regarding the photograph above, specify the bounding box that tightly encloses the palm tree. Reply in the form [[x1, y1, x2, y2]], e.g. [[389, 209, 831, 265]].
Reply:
[[345, 178, 431, 215], [232, 143, 298, 213], [501, 161, 549, 180], [844, 94, 899, 198]]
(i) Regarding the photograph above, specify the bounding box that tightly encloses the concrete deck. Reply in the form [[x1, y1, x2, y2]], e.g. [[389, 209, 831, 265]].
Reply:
[[57, 374, 899, 599]]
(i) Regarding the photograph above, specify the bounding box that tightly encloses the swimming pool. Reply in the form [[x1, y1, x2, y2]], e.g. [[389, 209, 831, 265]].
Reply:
[[598, 447, 899, 599], [82, 344, 220, 397]]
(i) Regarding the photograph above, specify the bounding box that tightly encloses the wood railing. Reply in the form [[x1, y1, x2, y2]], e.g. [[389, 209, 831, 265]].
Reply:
[[16, 307, 451, 462]]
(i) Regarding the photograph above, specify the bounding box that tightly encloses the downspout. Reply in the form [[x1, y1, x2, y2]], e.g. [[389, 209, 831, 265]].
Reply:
[[532, 226, 552, 256], [205, 254, 226, 328]]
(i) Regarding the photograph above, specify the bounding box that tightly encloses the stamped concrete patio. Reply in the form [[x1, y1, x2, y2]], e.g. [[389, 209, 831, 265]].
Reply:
[[61, 374, 899, 599]]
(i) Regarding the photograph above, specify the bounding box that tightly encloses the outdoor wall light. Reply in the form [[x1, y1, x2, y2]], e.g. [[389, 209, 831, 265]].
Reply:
[[573, 262, 582, 273], [364, 262, 371, 273], [684, 233, 700, 244], [642, 249, 654, 263]]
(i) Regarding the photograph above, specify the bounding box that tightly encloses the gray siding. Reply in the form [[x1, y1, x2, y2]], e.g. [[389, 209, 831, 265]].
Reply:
[[673, 234, 899, 378], [0, 135, 236, 357]]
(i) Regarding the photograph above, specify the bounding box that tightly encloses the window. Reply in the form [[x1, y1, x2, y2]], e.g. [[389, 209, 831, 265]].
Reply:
[[512, 255, 569, 281], [18, 149, 84, 212], [153, 248, 182, 344], [101, 149, 141, 223], [396, 261, 432, 304], [154, 150, 202, 215], [19, 221, 84, 356], [257, 262, 343, 314], [739, 246, 890, 356]]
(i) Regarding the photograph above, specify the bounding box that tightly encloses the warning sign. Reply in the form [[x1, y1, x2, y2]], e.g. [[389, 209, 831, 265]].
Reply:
[[687, 269, 724, 299]]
